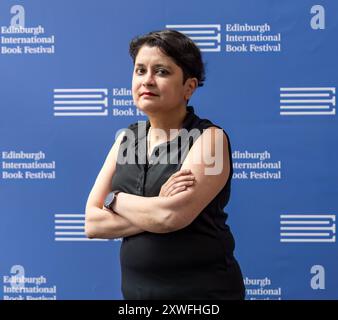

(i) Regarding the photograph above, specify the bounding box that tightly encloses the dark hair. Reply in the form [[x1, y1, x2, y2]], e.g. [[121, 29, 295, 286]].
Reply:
[[129, 29, 206, 87]]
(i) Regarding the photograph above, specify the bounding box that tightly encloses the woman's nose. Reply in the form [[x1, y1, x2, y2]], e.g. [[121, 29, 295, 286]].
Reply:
[[142, 71, 155, 86]]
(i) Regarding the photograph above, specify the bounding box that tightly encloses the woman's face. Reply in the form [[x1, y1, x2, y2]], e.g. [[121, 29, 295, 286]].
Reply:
[[132, 45, 195, 114]]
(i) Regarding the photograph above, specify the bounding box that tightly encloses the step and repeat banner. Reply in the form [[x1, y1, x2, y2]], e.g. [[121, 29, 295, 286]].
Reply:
[[1, 0, 337, 300]]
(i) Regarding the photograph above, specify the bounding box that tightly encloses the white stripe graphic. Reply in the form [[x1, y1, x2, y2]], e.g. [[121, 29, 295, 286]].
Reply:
[[55, 214, 85, 218], [280, 105, 330, 110], [280, 93, 330, 97], [55, 220, 85, 224], [54, 107, 103, 110], [55, 238, 108, 242], [280, 221, 330, 225], [280, 97, 335, 104], [280, 215, 335, 219], [280, 87, 335, 93], [166, 24, 221, 30], [165, 24, 221, 52], [54, 94, 103, 99], [54, 89, 108, 94], [280, 233, 330, 237], [281, 237, 336, 243], [55, 226, 84, 230], [54, 213, 108, 242], [280, 109, 336, 116], [280, 214, 335, 243], [195, 42, 216, 46], [281, 226, 335, 231], [197, 47, 221, 52], [54, 110, 108, 116], [54, 98, 108, 106], [53, 89, 108, 117], [55, 232, 86, 235], [183, 30, 216, 34], [189, 35, 221, 41], [279, 87, 335, 116]]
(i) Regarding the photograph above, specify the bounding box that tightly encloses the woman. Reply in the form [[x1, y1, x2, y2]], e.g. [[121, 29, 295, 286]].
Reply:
[[85, 30, 245, 300]]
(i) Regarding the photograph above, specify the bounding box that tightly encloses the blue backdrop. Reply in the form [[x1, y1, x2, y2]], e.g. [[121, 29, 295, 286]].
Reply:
[[1, 0, 337, 300]]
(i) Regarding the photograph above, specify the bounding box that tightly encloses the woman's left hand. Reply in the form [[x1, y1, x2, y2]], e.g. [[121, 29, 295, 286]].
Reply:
[[159, 169, 195, 197]]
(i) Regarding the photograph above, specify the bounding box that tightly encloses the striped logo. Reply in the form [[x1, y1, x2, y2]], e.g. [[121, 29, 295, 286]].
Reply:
[[54, 214, 108, 242], [53, 88, 108, 117], [165, 24, 221, 52], [280, 87, 336, 116], [280, 214, 336, 243]]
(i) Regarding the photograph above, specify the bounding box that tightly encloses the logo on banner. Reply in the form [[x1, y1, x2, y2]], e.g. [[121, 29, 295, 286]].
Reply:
[[10, 5, 25, 27], [3, 265, 57, 300], [53, 89, 108, 117], [54, 213, 108, 242], [166, 23, 281, 53], [53, 88, 146, 117], [1, 150, 56, 180], [311, 5, 325, 30], [165, 24, 221, 52], [244, 276, 282, 300], [280, 87, 336, 116], [310, 265, 325, 290], [280, 214, 336, 243], [232, 150, 282, 180], [0, 5, 56, 55]]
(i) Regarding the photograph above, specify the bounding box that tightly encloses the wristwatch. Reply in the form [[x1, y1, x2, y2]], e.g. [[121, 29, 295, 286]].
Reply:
[[104, 190, 121, 210]]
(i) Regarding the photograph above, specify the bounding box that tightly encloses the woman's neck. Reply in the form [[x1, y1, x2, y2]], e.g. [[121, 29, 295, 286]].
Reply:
[[148, 105, 187, 131], [147, 105, 188, 146]]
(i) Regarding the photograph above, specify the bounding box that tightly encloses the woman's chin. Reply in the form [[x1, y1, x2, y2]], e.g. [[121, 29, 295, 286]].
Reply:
[[136, 102, 163, 114]]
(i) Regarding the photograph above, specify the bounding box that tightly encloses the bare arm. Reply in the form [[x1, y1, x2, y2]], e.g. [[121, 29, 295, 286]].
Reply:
[[85, 130, 196, 238], [112, 192, 175, 233], [86, 206, 144, 239], [85, 130, 145, 239]]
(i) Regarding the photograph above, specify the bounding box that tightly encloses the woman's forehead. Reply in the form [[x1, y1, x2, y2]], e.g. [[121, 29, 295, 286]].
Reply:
[[135, 46, 175, 65]]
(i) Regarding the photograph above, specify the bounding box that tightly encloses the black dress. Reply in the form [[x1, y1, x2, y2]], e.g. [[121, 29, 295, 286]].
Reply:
[[111, 106, 245, 300]]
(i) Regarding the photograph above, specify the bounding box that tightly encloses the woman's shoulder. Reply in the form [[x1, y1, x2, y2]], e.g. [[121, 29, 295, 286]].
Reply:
[[126, 121, 139, 131], [192, 115, 232, 152], [194, 115, 228, 135], [125, 119, 149, 131]]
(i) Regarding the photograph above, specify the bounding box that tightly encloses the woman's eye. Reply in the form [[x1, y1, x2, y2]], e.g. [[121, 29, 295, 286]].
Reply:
[[134, 68, 169, 76], [158, 69, 168, 74], [135, 68, 145, 75], [156, 69, 169, 75]]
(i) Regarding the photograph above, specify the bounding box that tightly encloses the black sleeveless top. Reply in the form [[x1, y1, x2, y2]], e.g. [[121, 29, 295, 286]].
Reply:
[[111, 106, 245, 300]]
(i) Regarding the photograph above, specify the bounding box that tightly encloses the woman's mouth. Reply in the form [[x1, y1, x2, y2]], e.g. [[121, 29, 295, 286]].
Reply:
[[141, 92, 158, 97]]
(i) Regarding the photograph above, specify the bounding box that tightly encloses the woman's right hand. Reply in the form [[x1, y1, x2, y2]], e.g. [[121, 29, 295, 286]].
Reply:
[[159, 169, 195, 197]]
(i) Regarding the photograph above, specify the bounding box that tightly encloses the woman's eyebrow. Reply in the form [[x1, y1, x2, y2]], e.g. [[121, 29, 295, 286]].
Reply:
[[135, 63, 172, 70], [153, 64, 172, 69]]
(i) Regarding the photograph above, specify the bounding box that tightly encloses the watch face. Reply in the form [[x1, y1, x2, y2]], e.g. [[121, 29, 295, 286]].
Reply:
[[104, 192, 115, 208]]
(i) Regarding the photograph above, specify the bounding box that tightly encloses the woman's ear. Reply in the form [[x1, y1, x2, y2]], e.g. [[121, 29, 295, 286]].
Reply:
[[184, 78, 198, 100]]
